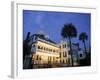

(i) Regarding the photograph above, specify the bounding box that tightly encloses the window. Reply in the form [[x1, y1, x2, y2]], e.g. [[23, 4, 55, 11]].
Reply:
[[39, 56, 41, 60], [59, 45, 61, 49], [34, 36, 37, 40], [80, 54, 82, 57], [62, 44, 66, 48], [68, 51, 71, 55], [50, 57, 51, 61], [51, 49, 52, 52], [50, 49, 52, 52], [36, 55, 39, 60], [40, 46, 43, 50], [38, 46, 40, 49], [53, 50, 55, 53], [59, 52, 61, 57], [44, 47, 45, 50], [65, 51, 67, 57], [65, 44, 66, 48], [32, 44, 35, 47], [68, 58, 70, 64], [66, 59, 67, 63], [63, 52, 65, 57], [63, 60, 64, 63]]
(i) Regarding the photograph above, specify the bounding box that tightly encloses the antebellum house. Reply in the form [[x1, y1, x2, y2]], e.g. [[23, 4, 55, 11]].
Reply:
[[23, 32, 85, 69], [29, 33, 71, 66], [30, 34, 60, 65]]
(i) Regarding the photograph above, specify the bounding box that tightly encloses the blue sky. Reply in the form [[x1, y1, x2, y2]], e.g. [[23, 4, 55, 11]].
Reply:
[[23, 10, 91, 49]]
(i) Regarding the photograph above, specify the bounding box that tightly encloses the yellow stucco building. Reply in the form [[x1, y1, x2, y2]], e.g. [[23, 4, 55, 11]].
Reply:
[[30, 34, 71, 66]]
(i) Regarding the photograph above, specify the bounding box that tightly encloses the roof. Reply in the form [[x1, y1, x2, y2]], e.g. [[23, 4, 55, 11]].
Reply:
[[30, 34, 57, 44]]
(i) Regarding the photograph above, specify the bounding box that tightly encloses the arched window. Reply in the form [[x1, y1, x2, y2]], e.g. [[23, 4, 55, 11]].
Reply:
[[40, 46, 43, 50], [38, 46, 40, 49]]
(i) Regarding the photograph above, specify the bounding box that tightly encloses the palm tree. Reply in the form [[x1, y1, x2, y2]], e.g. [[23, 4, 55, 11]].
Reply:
[[79, 32, 88, 55], [79, 32, 89, 65], [61, 23, 77, 66]]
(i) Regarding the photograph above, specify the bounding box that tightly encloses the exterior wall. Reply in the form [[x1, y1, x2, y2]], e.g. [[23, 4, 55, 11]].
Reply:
[[32, 40, 60, 64], [30, 36, 72, 66], [59, 41, 70, 65]]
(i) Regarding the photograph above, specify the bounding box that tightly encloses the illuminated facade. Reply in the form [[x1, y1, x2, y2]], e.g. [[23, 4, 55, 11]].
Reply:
[[30, 34, 60, 65], [30, 34, 70, 65]]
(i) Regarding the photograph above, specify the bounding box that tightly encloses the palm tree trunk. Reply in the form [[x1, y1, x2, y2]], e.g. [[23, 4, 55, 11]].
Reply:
[[69, 37, 74, 66]]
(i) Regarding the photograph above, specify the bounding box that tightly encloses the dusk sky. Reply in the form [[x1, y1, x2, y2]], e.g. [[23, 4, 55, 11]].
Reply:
[[23, 10, 91, 49]]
